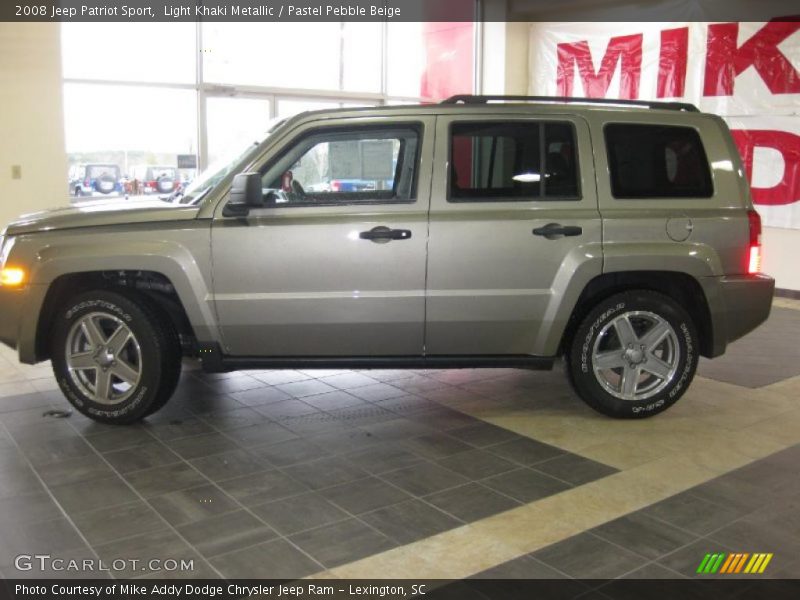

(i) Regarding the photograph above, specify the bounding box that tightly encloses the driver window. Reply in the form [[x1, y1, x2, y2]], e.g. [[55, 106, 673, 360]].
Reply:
[[260, 125, 420, 206]]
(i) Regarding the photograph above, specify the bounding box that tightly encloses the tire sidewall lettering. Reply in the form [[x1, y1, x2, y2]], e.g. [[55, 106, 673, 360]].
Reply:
[[65, 300, 132, 323], [581, 302, 625, 374], [55, 293, 158, 423], [668, 322, 695, 400], [571, 292, 698, 419]]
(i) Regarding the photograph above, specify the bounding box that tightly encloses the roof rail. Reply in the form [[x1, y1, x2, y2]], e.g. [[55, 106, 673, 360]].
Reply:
[[441, 95, 700, 112]]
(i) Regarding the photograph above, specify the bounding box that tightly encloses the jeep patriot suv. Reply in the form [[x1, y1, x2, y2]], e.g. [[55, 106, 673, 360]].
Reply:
[[0, 96, 775, 424]]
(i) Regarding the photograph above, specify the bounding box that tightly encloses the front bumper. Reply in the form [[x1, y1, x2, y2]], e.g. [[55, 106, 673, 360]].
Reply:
[[702, 274, 775, 358], [0, 287, 26, 350], [0, 284, 48, 363]]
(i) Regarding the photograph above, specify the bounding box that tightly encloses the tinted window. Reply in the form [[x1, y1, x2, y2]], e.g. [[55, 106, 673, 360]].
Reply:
[[261, 126, 420, 206], [449, 122, 579, 202], [605, 124, 713, 199]]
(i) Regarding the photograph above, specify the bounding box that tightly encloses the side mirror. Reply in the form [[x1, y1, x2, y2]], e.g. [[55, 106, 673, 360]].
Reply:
[[223, 172, 262, 217]]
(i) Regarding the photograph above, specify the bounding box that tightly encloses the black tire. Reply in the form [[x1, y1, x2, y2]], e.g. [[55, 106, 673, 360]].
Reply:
[[51, 290, 181, 424], [156, 176, 174, 194], [140, 303, 182, 418], [96, 174, 116, 194], [567, 290, 698, 419]]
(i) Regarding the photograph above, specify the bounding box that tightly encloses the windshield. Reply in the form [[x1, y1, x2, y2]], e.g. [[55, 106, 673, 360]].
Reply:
[[181, 118, 286, 205]]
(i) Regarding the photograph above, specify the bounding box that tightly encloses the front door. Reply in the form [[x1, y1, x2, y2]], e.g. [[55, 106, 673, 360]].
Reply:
[[425, 113, 602, 356], [211, 116, 434, 357]]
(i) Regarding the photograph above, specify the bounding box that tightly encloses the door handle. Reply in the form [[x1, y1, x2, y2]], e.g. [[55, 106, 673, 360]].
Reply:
[[359, 226, 412, 242], [532, 223, 583, 240]]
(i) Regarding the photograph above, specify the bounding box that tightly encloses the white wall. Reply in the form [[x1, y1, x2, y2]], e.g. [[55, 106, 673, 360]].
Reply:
[[763, 227, 800, 291], [0, 23, 69, 229]]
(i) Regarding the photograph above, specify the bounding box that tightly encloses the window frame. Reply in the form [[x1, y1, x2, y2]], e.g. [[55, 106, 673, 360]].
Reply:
[[603, 122, 715, 200], [257, 122, 424, 208], [446, 120, 582, 204]]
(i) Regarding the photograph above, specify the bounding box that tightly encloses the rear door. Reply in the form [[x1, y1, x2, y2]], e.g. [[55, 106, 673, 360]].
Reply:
[[425, 112, 601, 356]]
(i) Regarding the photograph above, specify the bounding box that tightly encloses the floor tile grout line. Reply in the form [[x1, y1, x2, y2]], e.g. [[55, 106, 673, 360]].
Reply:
[[280, 465, 470, 567], [177, 514, 353, 565], [225, 478, 399, 572], [182, 420, 540, 569], [6, 371, 621, 573], [320, 444, 800, 580], [58, 414, 228, 580], [636, 489, 759, 541], [0, 420, 105, 572], [583, 529, 691, 570], [265, 454, 467, 544], [40, 498, 176, 549], [113, 394, 344, 577], [510, 486, 765, 581], [162, 444, 331, 577], [473, 553, 582, 582]]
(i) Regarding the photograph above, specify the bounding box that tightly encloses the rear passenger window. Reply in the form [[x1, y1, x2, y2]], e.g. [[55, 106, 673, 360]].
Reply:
[[605, 124, 713, 199], [449, 122, 579, 202]]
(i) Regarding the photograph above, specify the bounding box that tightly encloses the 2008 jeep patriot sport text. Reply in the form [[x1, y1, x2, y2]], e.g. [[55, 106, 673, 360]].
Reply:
[[0, 96, 775, 424]]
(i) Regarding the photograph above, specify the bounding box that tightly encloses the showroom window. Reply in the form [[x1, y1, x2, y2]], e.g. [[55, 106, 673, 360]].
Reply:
[[61, 23, 196, 84], [63, 83, 198, 197], [449, 122, 580, 202], [605, 124, 713, 199], [206, 96, 273, 165], [260, 125, 421, 206], [61, 20, 476, 196]]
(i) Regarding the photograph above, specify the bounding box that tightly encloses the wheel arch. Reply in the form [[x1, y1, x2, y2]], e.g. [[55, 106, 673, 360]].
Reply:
[[34, 270, 201, 362], [559, 271, 714, 358]]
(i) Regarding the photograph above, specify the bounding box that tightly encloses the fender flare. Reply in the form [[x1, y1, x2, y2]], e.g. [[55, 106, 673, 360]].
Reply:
[[21, 240, 220, 362]]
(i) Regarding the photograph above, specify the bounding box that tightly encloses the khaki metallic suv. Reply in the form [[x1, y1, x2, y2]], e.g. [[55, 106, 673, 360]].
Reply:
[[0, 96, 775, 424]]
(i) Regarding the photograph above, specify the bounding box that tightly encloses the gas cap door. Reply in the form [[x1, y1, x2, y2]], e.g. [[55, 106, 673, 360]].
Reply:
[[666, 215, 693, 242]]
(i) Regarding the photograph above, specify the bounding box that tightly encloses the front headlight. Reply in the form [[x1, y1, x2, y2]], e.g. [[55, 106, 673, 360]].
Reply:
[[0, 267, 25, 287], [0, 236, 26, 288]]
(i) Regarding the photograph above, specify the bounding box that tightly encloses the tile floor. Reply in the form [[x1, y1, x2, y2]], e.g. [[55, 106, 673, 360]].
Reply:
[[0, 299, 798, 582]]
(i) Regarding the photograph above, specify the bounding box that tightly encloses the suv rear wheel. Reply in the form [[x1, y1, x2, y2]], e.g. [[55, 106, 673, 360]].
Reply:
[[567, 290, 698, 418], [51, 290, 181, 424]]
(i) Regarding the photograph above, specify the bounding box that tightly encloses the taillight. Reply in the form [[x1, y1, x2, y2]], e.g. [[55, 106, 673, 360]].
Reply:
[[747, 209, 762, 274], [331, 181, 341, 192]]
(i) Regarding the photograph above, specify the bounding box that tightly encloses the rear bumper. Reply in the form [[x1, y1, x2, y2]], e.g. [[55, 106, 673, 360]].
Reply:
[[703, 274, 775, 358]]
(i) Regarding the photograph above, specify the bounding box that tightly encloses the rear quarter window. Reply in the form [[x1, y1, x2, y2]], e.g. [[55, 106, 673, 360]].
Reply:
[[605, 123, 713, 199]]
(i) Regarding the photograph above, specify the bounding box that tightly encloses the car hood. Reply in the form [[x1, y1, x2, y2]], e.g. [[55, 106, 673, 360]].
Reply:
[[3, 199, 201, 236]]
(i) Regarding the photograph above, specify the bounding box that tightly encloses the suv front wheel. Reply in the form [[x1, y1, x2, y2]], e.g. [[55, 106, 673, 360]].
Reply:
[[567, 290, 698, 418], [51, 290, 181, 424]]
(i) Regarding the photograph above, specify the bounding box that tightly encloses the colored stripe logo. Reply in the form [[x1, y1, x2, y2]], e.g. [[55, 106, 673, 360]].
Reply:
[[697, 553, 773, 574]]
